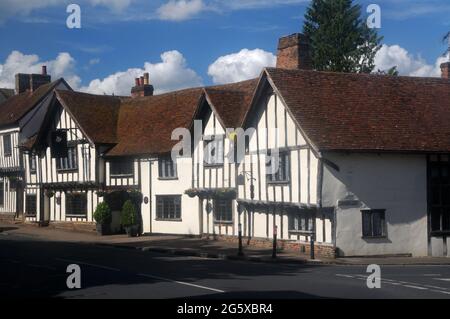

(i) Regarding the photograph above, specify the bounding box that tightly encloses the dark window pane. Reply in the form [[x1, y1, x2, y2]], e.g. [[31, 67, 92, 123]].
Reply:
[[156, 196, 181, 220], [110, 159, 133, 176], [362, 211, 372, 237], [0, 181, 4, 206], [56, 146, 77, 170], [431, 208, 442, 232], [26, 195, 37, 216], [66, 193, 87, 216], [3, 135, 12, 156], [442, 210, 450, 231], [214, 199, 232, 223]]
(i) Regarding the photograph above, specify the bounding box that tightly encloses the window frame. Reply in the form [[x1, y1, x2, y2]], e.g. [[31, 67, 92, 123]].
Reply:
[[0, 180, 4, 207], [25, 194, 37, 217], [110, 159, 134, 178], [288, 210, 314, 234], [213, 198, 233, 224], [65, 193, 88, 218], [203, 135, 225, 168], [29, 154, 37, 174], [56, 146, 78, 172], [3, 134, 12, 157], [266, 150, 290, 184], [158, 156, 178, 180], [156, 195, 182, 221], [361, 209, 387, 238]]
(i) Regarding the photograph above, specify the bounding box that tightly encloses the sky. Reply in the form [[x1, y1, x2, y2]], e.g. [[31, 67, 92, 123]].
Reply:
[[0, 0, 449, 96]]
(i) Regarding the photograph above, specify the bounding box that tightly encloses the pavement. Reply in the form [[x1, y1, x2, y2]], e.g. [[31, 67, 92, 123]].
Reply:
[[1, 223, 450, 266], [1, 230, 450, 299]]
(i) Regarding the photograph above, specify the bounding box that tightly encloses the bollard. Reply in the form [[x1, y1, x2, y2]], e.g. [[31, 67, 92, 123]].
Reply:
[[238, 223, 244, 256], [272, 225, 278, 259]]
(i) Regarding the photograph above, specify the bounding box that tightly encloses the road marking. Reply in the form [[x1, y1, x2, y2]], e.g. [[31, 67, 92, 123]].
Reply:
[[434, 278, 450, 282], [336, 274, 355, 278], [27, 264, 57, 271], [138, 273, 225, 293], [55, 258, 120, 272], [402, 285, 428, 290], [424, 274, 441, 277]]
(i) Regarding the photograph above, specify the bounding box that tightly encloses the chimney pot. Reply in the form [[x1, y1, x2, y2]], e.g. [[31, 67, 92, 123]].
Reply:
[[140, 76, 144, 86], [276, 33, 312, 70], [135, 78, 140, 86], [441, 62, 450, 79], [42, 65, 47, 75], [144, 72, 150, 85]]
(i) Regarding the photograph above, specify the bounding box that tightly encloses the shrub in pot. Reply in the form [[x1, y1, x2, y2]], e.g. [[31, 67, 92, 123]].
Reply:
[[121, 200, 139, 237], [93, 202, 112, 236]]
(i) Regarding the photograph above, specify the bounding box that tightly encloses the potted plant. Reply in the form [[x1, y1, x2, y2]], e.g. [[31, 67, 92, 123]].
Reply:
[[93, 202, 112, 236], [121, 200, 139, 237]]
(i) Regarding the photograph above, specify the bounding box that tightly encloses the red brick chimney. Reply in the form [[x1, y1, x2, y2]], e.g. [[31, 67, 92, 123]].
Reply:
[[441, 62, 450, 79], [276, 33, 312, 70], [131, 72, 154, 98], [15, 65, 51, 94]]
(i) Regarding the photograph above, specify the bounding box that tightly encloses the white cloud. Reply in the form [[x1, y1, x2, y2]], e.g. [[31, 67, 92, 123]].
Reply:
[[157, 0, 204, 21], [0, 0, 134, 22], [81, 50, 203, 95], [375, 44, 448, 77], [208, 48, 276, 84], [0, 50, 81, 89]]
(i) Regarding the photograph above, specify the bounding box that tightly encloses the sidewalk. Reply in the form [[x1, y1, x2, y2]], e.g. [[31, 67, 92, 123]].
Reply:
[[1, 223, 450, 266]]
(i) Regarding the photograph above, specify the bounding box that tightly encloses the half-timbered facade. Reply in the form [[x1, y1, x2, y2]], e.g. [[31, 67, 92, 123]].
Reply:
[[6, 34, 450, 258]]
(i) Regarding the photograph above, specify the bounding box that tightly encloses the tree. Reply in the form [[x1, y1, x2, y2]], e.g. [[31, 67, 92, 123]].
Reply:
[[303, 0, 383, 73], [376, 66, 399, 76], [444, 32, 450, 57]]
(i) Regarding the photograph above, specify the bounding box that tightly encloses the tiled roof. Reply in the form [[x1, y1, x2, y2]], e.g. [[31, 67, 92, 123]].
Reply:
[[265, 68, 450, 153], [55, 90, 122, 145], [0, 88, 14, 100], [106, 88, 203, 157], [0, 80, 64, 128], [204, 79, 258, 128]]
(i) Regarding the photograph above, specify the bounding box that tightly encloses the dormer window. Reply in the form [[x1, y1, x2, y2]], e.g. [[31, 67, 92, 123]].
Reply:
[[3, 134, 12, 157]]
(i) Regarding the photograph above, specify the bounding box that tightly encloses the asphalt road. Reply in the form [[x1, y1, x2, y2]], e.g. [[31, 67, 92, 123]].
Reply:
[[1, 232, 450, 299]]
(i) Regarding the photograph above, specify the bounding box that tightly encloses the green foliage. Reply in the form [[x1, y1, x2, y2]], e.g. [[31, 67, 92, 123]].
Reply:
[[303, 0, 382, 73], [93, 202, 112, 225], [376, 66, 399, 76], [121, 200, 137, 227]]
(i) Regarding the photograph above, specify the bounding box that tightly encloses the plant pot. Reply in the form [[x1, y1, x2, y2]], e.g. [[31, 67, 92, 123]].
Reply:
[[96, 223, 111, 236], [125, 224, 139, 237]]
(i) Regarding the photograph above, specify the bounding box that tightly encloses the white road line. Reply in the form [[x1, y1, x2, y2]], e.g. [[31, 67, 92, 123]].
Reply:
[[138, 273, 225, 293], [434, 278, 450, 282], [55, 258, 120, 272], [402, 285, 428, 290], [27, 264, 57, 271], [336, 274, 355, 278], [424, 274, 441, 277]]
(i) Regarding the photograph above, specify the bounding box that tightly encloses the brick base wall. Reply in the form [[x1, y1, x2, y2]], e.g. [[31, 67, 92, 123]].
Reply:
[[48, 222, 96, 233], [205, 234, 337, 259]]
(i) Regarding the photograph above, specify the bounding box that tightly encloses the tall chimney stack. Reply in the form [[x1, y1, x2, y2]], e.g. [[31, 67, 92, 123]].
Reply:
[[276, 33, 312, 70], [15, 65, 51, 94], [441, 62, 450, 79], [131, 73, 154, 98]]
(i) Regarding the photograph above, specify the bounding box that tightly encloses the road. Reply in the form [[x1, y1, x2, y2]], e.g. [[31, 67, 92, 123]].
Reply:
[[1, 232, 450, 299]]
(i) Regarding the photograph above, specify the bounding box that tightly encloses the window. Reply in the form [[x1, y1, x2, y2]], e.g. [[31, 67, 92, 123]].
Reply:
[[56, 146, 77, 171], [0, 181, 4, 207], [25, 195, 37, 216], [29, 155, 36, 173], [429, 156, 450, 232], [362, 209, 386, 238], [110, 159, 134, 177], [3, 134, 12, 157], [289, 210, 314, 232], [159, 157, 177, 179], [266, 151, 290, 183], [66, 193, 87, 217], [156, 195, 181, 220], [204, 136, 224, 167], [214, 199, 233, 223]]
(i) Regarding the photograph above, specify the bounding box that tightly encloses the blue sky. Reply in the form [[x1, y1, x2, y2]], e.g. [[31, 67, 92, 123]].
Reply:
[[0, 0, 449, 95]]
